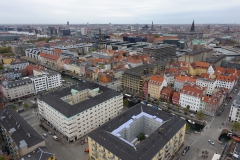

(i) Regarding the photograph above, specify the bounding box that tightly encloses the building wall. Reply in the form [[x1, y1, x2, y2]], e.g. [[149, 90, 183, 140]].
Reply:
[[38, 94, 123, 141], [179, 94, 201, 111]]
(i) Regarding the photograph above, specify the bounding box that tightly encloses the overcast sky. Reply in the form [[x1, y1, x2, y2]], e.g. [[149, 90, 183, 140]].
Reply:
[[1, 0, 240, 24]]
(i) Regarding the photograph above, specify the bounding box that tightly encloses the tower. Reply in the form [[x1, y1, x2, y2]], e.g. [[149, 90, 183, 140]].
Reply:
[[190, 20, 195, 32], [151, 21, 154, 31], [98, 28, 104, 51], [67, 21, 69, 25]]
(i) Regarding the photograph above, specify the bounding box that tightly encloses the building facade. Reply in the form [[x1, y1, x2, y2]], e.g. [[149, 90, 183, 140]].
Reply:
[[148, 75, 167, 99], [0, 78, 34, 100], [9, 61, 29, 70], [37, 83, 123, 142], [181, 49, 213, 63]]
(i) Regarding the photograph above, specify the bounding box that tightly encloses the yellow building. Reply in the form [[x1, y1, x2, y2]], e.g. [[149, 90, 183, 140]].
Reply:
[[88, 104, 186, 160], [148, 75, 167, 99], [189, 61, 210, 76]]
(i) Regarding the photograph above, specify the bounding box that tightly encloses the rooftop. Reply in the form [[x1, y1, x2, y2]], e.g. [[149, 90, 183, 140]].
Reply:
[[39, 82, 121, 118], [88, 104, 185, 160], [0, 107, 44, 149], [20, 146, 55, 160], [184, 48, 212, 56]]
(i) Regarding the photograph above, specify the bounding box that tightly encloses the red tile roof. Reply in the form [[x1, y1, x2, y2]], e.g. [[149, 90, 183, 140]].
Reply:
[[180, 84, 204, 97], [175, 75, 196, 83], [149, 75, 164, 83]]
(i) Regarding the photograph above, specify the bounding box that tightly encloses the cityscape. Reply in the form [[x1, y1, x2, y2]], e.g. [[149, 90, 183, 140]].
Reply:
[[0, 2, 240, 160]]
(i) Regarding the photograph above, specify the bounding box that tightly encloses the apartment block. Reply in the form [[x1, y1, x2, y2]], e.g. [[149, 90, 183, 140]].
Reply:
[[174, 75, 196, 92], [189, 61, 210, 76], [30, 71, 62, 94], [10, 61, 29, 70], [0, 108, 45, 159], [88, 104, 186, 160], [215, 73, 237, 92], [196, 77, 216, 95], [148, 75, 167, 99], [37, 82, 123, 142], [229, 91, 240, 122], [121, 61, 166, 95], [0, 78, 34, 100]]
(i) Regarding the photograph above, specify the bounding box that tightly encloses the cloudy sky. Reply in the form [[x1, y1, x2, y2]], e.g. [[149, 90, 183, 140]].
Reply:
[[1, 0, 240, 24]]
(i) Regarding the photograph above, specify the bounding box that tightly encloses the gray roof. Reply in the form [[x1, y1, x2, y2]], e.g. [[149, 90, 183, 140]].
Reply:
[[184, 48, 212, 55], [232, 143, 240, 160], [223, 63, 240, 70], [88, 104, 186, 160], [10, 61, 29, 65], [20, 146, 54, 160], [0, 107, 44, 149], [206, 54, 226, 64], [1, 78, 32, 88], [39, 82, 121, 118]]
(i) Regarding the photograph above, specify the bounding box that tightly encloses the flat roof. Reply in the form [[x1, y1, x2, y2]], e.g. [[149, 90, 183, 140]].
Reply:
[[88, 104, 186, 160]]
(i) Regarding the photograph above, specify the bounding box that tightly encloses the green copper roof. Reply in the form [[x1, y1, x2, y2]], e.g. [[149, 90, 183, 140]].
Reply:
[[71, 89, 78, 93], [192, 38, 205, 45], [92, 87, 99, 92]]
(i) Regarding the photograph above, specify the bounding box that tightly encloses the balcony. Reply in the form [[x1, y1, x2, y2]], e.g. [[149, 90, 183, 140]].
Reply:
[[158, 155, 162, 160], [165, 145, 171, 152]]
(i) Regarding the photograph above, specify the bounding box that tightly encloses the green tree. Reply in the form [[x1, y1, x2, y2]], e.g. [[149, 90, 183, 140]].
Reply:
[[232, 122, 240, 131], [186, 123, 191, 131], [0, 157, 5, 160], [154, 34, 159, 38], [137, 133, 145, 141], [122, 53, 127, 57], [196, 110, 205, 120], [166, 101, 171, 110], [183, 106, 189, 115], [0, 65, 3, 70], [24, 103, 29, 109], [177, 104, 181, 112], [12, 105, 17, 110], [123, 99, 129, 107]]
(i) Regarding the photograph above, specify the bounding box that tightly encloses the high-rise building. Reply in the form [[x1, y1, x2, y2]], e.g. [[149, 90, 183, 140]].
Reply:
[[81, 27, 87, 35]]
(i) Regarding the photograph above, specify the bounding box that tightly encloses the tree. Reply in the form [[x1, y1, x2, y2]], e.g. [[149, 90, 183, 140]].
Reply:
[[154, 34, 159, 38], [186, 123, 191, 131], [196, 110, 205, 120], [122, 53, 127, 57], [123, 99, 129, 107], [137, 133, 145, 141], [0, 157, 5, 160], [184, 106, 190, 115], [232, 122, 240, 131], [12, 105, 17, 110], [166, 101, 171, 110], [177, 104, 181, 112], [24, 103, 29, 109]]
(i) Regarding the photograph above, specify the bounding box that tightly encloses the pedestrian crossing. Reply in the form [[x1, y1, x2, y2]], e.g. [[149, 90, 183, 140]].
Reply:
[[24, 114, 37, 120]]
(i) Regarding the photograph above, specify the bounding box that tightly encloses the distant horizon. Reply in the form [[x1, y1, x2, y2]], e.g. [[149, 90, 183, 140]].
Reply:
[[1, 0, 239, 24]]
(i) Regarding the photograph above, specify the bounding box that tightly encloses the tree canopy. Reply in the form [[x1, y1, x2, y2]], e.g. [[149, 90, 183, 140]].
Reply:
[[196, 110, 205, 120], [232, 122, 240, 131]]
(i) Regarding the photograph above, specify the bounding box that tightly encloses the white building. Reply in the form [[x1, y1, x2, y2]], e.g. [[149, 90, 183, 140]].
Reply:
[[196, 77, 216, 95], [0, 78, 34, 100], [30, 71, 62, 94], [164, 73, 175, 84], [207, 65, 215, 77], [37, 83, 123, 142], [10, 61, 29, 70], [215, 73, 237, 92], [81, 27, 87, 35], [179, 84, 204, 112], [229, 91, 240, 122]]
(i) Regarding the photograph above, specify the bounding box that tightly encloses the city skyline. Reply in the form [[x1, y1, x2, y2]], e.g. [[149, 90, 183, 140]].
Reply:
[[1, 0, 240, 24]]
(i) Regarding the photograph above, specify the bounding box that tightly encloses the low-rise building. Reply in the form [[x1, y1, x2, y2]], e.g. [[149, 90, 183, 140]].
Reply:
[[181, 49, 213, 63], [174, 75, 196, 92], [0, 107, 45, 159], [88, 104, 186, 160], [179, 84, 204, 111], [160, 86, 174, 102], [215, 73, 237, 92], [148, 75, 167, 99], [0, 78, 34, 100], [189, 61, 210, 76], [196, 77, 216, 96], [21, 146, 56, 160], [172, 92, 180, 106], [10, 61, 29, 70], [37, 82, 123, 142]]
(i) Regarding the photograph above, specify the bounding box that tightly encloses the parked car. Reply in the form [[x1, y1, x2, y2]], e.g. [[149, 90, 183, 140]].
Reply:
[[224, 103, 228, 106], [182, 146, 190, 156], [53, 136, 58, 141], [208, 140, 214, 145], [48, 131, 52, 135], [217, 112, 222, 116], [179, 110, 184, 113], [162, 105, 166, 108], [84, 148, 89, 152], [190, 114, 195, 117], [42, 133, 47, 138]]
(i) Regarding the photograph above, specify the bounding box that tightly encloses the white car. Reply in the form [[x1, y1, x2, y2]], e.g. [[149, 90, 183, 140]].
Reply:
[[208, 140, 214, 145], [190, 114, 195, 117], [224, 103, 228, 106]]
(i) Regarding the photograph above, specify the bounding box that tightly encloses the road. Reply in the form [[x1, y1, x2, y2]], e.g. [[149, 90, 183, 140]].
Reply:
[[19, 109, 89, 160], [98, 79, 121, 91], [172, 86, 239, 160]]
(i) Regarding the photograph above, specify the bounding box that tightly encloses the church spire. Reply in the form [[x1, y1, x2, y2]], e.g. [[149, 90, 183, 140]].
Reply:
[[151, 21, 154, 31], [190, 20, 195, 32]]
